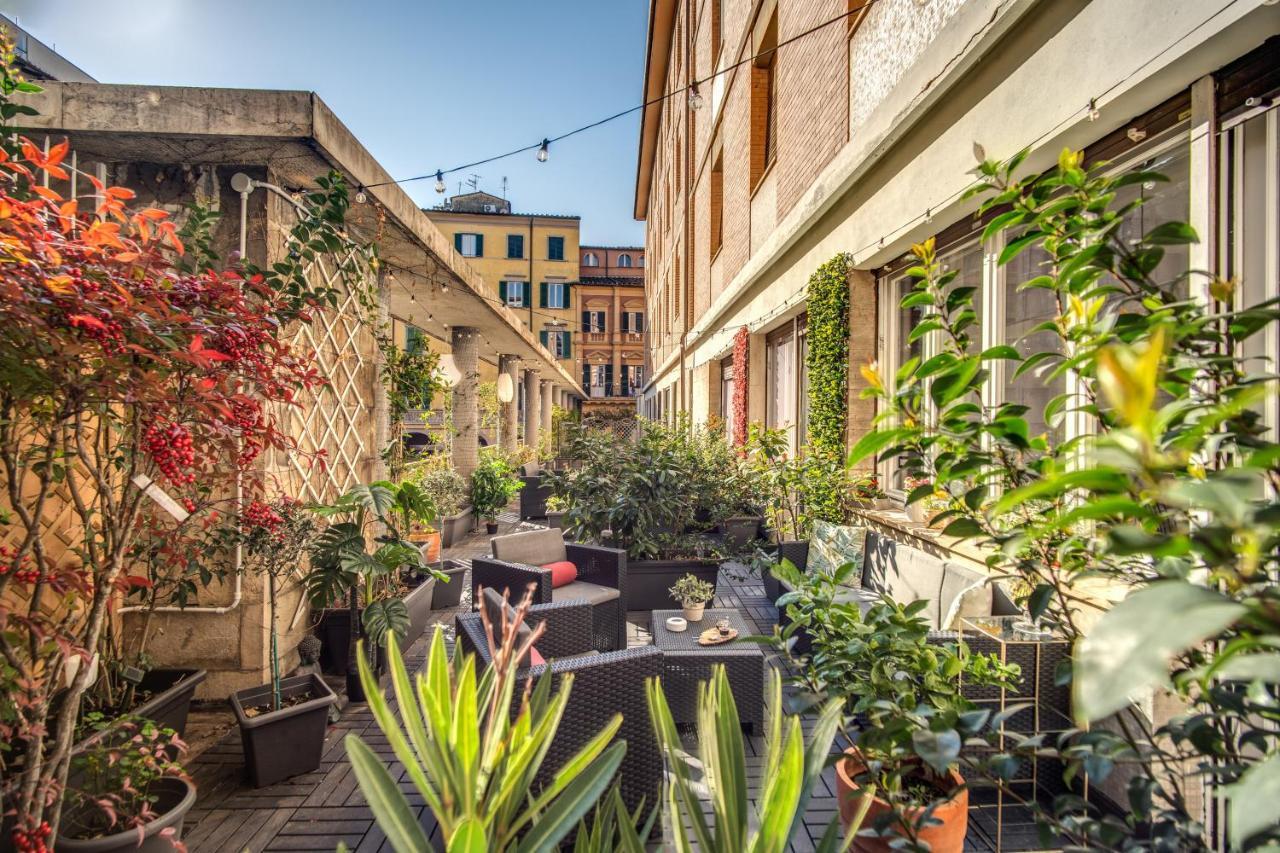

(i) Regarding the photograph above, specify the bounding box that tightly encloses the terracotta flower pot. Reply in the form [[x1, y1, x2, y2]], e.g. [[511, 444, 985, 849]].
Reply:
[[683, 603, 705, 622], [410, 530, 442, 563], [835, 749, 968, 853]]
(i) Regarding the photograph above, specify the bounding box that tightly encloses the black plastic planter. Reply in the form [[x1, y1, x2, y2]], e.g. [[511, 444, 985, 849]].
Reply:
[[720, 516, 764, 551], [131, 668, 206, 737], [628, 559, 721, 610], [401, 573, 437, 653], [229, 673, 337, 788], [429, 560, 468, 609], [57, 777, 196, 853]]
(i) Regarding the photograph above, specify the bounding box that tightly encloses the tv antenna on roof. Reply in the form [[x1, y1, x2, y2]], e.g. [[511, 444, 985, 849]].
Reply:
[[501, 176, 508, 199], [466, 173, 481, 192]]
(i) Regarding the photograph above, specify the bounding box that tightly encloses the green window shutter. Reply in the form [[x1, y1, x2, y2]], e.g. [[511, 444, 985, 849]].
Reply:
[[581, 310, 590, 331], [540, 330, 548, 348], [474, 234, 484, 257], [582, 364, 590, 387], [563, 282, 572, 308], [454, 233, 462, 253], [406, 326, 423, 354], [540, 282, 548, 308], [498, 281, 508, 302], [563, 335, 571, 359]]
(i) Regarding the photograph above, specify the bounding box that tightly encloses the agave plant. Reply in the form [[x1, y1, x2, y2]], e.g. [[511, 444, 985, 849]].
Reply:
[[344, 591, 627, 853], [647, 665, 870, 853]]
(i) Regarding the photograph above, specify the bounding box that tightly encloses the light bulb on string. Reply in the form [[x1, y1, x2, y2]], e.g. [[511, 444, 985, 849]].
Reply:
[[355, 186, 367, 204], [688, 81, 704, 111], [434, 171, 446, 194], [1087, 98, 1101, 122], [536, 139, 550, 163]]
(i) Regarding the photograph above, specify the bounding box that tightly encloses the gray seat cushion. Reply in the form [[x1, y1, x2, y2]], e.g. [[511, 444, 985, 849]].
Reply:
[[491, 528, 568, 566], [833, 585, 881, 617], [552, 580, 620, 607], [939, 561, 995, 629], [862, 535, 947, 629]]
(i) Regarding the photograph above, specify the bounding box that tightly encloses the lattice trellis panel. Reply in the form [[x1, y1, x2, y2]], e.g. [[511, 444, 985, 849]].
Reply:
[[271, 247, 380, 505]]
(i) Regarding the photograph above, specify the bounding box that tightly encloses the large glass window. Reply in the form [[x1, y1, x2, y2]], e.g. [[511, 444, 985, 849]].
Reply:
[[766, 324, 797, 450], [1004, 241, 1066, 441], [720, 356, 736, 443]]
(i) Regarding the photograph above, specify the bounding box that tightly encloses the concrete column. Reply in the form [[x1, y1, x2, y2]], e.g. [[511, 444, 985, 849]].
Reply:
[[523, 369, 541, 451], [450, 327, 479, 480], [540, 380, 554, 436], [498, 354, 520, 451]]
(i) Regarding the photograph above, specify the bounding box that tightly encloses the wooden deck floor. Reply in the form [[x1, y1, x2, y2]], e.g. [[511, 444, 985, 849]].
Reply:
[[181, 514, 1037, 852]]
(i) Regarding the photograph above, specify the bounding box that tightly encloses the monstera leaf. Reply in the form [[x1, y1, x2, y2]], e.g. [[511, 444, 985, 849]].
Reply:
[[306, 521, 365, 608], [362, 596, 410, 646]]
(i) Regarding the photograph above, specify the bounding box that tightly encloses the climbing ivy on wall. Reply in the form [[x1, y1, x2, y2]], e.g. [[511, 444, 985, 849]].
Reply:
[[805, 253, 851, 456], [804, 253, 851, 523], [731, 326, 749, 450]]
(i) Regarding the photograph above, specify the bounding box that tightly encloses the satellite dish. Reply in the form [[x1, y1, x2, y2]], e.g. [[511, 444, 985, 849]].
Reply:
[[496, 373, 515, 403]]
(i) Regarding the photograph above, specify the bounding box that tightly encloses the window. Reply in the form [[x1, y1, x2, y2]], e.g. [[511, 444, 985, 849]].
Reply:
[[455, 233, 482, 257], [622, 311, 645, 333], [710, 153, 724, 256], [499, 280, 526, 308], [638, 255, 645, 267], [548, 236, 565, 261], [618, 253, 633, 268], [507, 234, 524, 259], [582, 310, 606, 333], [406, 325, 426, 354], [583, 252, 599, 266], [541, 328, 571, 358], [750, 13, 778, 188], [720, 356, 735, 444], [766, 323, 797, 450], [623, 365, 643, 396], [586, 364, 613, 397], [541, 281, 568, 309]]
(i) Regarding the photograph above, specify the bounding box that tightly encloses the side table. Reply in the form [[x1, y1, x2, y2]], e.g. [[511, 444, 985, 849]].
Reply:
[[650, 609, 766, 731]]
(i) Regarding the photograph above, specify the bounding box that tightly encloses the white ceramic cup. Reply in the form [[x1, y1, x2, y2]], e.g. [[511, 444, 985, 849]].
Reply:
[[666, 616, 688, 633]]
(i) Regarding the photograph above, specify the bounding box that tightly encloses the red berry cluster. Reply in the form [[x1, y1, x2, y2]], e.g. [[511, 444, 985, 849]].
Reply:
[[145, 421, 196, 485], [230, 398, 262, 430], [0, 544, 40, 584], [11, 821, 51, 853], [243, 500, 283, 530], [181, 498, 197, 513]]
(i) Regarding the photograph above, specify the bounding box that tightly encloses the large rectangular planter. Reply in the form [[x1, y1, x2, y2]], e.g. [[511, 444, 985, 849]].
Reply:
[[429, 559, 468, 609], [317, 579, 435, 677], [440, 507, 473, 548], [628, 559, 721, 611], [229, 673, 336, 788], [131, 668, 206, 737], [401, 573, 438, 654], [720, 516, 764, 551]]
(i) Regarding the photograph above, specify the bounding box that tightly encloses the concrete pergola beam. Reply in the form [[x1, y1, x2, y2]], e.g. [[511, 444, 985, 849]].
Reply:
[[16, 82, 585, 398]]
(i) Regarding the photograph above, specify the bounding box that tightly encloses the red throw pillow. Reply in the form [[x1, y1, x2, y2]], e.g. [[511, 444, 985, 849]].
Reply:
[[528, 646, 546, 666], [541, 560, 578, 588]]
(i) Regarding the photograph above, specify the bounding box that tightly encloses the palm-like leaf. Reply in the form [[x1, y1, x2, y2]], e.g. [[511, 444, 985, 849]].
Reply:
[[347, 623, 628, 852]]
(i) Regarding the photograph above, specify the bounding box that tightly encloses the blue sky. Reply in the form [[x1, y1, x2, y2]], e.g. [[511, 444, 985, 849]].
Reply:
[[3, 0, 649, 245]]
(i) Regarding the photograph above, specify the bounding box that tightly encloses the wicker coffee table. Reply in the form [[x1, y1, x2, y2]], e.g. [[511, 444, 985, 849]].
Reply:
[[650, 609, 765, 731]]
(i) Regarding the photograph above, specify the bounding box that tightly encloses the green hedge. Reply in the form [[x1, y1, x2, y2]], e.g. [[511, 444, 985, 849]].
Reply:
[[805, 253, 851, 522]]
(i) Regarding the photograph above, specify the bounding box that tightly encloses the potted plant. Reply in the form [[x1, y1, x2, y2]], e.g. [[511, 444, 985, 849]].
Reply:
[[669, 573, 715, 622], [470, 452, 522, 534], [545, 495, 567, 530], [306, 483, 445, 699], [848, 472, 889, 511], [409, 458, 471, 548], [774, 560, 1020, 850], [228, 496, 337, 788], [57, 717, 196, 853]]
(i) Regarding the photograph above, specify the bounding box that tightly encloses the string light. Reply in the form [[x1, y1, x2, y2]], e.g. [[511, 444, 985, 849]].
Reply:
[[354, 186, 367, 204], [536, 139, 550, 163], [688, 81, 704, 111], [434, 171, 446, 194], [1087, 98, 1101, 122]]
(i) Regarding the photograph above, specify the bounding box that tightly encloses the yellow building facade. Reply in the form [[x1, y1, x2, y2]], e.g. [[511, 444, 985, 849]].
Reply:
[[424, 192, 580, 376]]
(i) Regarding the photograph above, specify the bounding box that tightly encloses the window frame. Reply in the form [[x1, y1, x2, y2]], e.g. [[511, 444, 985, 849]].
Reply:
[[546, 281, 567, 309], [507, 234, 524, 259], [457, 232, 482, 258], [548, 235, 566, 261]]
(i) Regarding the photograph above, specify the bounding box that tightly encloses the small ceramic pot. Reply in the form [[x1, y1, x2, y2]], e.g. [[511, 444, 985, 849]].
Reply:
[[683, 603, 705, 622], [665, 616, 688, 633]]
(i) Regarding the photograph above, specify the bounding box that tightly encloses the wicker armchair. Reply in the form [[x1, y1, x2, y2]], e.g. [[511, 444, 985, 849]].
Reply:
[[518, 474, 552, 520], [471, 528, 628, 651], [455, 601, 663, 810]]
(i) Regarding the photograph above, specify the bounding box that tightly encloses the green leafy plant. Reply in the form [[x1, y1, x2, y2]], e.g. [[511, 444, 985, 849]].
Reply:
[[307, 483, 444, 692], [405, 455, 468, 518], [668, 573, 715, 607], [805, 254, 852, 520], [774, 560, 1018, 834], [344, 591, 627, 852], [470, 451, 523, 523], [647, 665, 867, 852], [237, 496, 320, 710], [380, 329, 443, 478], [60, 715, 189, 844], [850, 144, 1280, 848]]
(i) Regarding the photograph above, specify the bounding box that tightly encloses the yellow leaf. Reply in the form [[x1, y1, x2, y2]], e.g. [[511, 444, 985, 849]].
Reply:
[[859, 361, 883, 392]]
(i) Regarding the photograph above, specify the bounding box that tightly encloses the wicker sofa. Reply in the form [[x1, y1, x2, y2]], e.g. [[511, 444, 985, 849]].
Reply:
[[455, 599, 663, 810], [770, 526, 1019, 638], [470, 528, 628, 651]]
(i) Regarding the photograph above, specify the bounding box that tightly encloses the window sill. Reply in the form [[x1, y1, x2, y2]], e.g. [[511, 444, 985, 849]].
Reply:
[[750, 157, 777, 199]]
